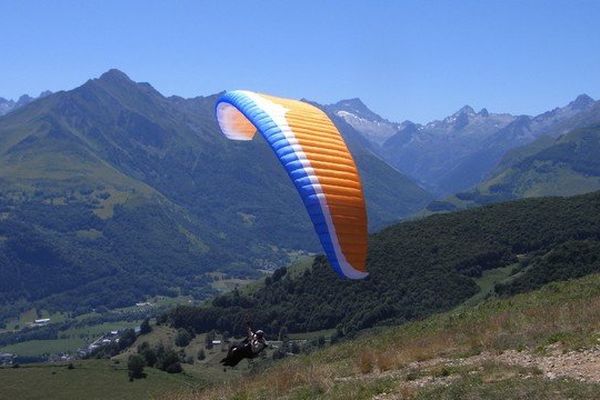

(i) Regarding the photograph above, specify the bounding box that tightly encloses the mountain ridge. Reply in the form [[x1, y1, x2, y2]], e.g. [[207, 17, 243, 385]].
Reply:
[[331, 94, 598, 195]]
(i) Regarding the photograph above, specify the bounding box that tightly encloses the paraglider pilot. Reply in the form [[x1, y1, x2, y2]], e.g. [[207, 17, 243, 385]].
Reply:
[[220, 324, 267, 367]]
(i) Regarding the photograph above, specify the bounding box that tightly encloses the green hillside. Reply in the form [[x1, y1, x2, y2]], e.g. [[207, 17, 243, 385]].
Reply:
[[166, 190, 600, 337], [0, 359, 200, 400], [167, 273, 600, 400], [4, 273, 598, 400], [438, 124, 600, 210], [0, 70, 431, 318]]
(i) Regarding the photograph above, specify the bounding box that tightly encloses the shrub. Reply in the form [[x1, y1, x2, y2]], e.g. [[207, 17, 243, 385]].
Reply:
[[140, 318, 152, 335], [127, 354, 145, 380], [175, 328, 192, 347]]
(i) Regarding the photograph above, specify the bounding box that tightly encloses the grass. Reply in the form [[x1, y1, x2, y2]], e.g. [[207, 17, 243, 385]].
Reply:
[[4, 309, 67, 331], [211, 277, 255, 292], [460, 264, 516, 307], [0, 320, 144, 357], [0, 360, 201, 400], [60, 320, 143, 341], [288, 328, 335, 341], [92, 189, 132, 219], [162, 273, 600, 400], [1, 295, 199, 359], [416, 367, 600, 400], [1, 338, 87, 357]]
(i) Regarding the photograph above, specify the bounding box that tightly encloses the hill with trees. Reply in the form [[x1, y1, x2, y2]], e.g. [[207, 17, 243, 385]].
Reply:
[[164, 273, 600, 400], [167, 190, 600, 337]]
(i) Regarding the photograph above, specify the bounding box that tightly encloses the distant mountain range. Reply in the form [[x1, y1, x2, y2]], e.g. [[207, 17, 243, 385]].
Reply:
[[0, 91, 52, 116], [328, 94, 600, 195], [434, 123, 600, 211], [0, 70, 431, 315]]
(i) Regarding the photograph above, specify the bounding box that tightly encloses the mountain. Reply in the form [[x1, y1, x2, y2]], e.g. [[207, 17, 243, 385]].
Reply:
[[0, 70, 430, 316], [326, 98, 400, 145], [441, 124, 600, 209], [0, 92, 52, 116], [318, 108, 433, 229], [167, 190, 600, 336], [331, 95, 599, 196]]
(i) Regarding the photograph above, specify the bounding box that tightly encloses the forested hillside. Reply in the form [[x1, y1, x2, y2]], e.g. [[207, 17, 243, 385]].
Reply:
[[167, 190, 600, 336]]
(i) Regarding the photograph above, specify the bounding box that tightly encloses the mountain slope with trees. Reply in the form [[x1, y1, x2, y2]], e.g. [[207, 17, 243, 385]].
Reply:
[[167, 190, 600, 337]]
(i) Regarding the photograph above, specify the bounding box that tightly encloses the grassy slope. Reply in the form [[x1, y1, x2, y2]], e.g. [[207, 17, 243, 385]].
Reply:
[[164, 273, 600, 400], [0, 360, 199, 400], [4, 273, 599, 400]]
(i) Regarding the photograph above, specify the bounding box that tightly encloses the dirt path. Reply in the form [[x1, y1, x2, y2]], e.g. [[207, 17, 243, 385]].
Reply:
[[340, 345, 600, 399], [493, 345, 600, 382]]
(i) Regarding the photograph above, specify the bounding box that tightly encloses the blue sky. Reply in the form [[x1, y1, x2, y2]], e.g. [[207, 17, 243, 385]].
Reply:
[[1, 0, 599, 123]]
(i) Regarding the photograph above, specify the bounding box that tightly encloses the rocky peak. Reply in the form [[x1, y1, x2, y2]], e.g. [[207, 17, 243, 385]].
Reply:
[[98, 68, 132, 83], [455, 105, 476, 116], [16, 94, 33, 107], [568, 94, 595, 110], [332, 98, 385, 122]]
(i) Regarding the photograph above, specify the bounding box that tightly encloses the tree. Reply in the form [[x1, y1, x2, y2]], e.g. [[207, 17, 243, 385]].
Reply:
[[127, 354, 145, 380], [140, 318, 152, 335], [272, 348, 285, 360], [330, 328, 342, 344], [157, 349, 182, 373], [317, 335, 326, 347], [137, 342, 157, 367], [290, 342, 300, 354], [197, 349, 206, 360], [119, 329, 137, 350], [175, 328, 192, 347], [165, 361, 182, 373], [205, 330, 215, 349], [272, 267, 287, 282], [222, 331, 230, 343], [278, 326, 289, 342]]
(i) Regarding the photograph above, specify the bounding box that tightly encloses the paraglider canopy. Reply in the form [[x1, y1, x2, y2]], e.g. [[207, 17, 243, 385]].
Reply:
[[215, 90, 368, 279]]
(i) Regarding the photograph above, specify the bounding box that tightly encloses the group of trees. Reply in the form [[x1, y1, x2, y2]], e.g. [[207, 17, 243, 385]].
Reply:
[[495, 240, 600, 296], [166, 191, 600, 337], [134, 341, 182, 376]]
